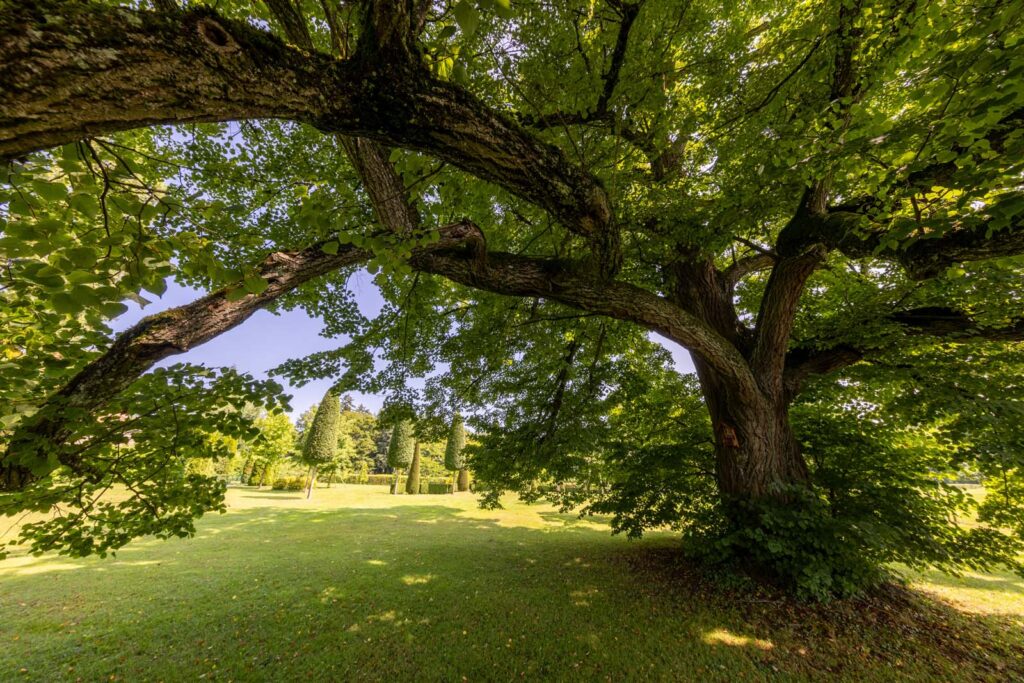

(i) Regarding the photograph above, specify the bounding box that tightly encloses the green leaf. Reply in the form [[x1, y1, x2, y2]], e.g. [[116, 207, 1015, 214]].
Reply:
[[32, 180, 68, 202], [322, 240, 340, 255], [244, 275, 269, 295], [453, 0, 479, 36], [51, 292, 82, 315], [99, 302, 129, 318], [66, 247, 98, 269], [225, 287, 249, 302], [69, 285, 101, 307]]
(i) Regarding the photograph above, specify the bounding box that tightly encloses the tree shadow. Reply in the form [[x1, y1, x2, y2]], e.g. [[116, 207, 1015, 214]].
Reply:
[[1, 499, 1022, 681]]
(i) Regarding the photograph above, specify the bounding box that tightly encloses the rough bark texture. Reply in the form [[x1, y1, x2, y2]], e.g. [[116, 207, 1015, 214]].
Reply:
[[666, 255, 812, 502], [695, 359, 810, 500], [1, 0, 618, 274]]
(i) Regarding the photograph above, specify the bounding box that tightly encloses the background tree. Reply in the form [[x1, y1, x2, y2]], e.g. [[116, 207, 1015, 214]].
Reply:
[[405, 441, 421, 494], [300, 390, 340, 499], [444, 415, 466, 494], [338, 401, 380, 474], [387, 419, 414, 495], [245, 411, 297, 488], [2, 0, 1023, 594]]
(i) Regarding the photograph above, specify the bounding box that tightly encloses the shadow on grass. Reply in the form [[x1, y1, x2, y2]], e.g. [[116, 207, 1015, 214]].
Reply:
[[1, 500, 1022, 681], [912, 567, 1024, 596]]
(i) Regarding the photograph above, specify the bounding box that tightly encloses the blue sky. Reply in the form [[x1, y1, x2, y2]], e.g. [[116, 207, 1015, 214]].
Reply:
[[111, 270, 696, 418]]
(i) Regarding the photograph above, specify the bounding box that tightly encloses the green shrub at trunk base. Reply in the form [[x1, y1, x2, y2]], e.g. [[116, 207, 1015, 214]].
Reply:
[[457, 468, 469, 492], [405, 442, 421, 495]]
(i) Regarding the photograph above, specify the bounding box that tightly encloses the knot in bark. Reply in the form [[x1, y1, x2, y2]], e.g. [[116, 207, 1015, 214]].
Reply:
[[196, 17, 239, 53]]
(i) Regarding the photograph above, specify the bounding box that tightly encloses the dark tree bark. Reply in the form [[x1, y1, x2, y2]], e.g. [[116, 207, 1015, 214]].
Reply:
[[0, 0, 618, 274]]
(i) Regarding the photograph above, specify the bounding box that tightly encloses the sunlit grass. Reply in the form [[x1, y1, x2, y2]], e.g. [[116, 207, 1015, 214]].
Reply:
[[1, 485, 1022, 681]]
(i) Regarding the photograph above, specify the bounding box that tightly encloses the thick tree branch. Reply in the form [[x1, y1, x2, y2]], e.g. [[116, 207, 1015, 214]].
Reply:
[[261, 0, 419, 235], [409, 250, 759, 396], [783, 308, 1024, 396], [152, 0, 180, 13], [825, 211, 1024, 280], [0, 221, 483, 489], [723, 253, 776, 287], [264, 0, 314, 49], [0, 0, 618, 274], [750, 3, 863, 396]]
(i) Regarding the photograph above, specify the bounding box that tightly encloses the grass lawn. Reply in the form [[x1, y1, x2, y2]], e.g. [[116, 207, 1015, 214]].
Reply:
[[1, 485, 1022, 681]]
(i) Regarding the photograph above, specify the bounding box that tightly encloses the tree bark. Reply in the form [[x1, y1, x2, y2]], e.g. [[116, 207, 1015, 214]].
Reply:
[[694, 358, 810, 503], [305, 465, 318, 499]]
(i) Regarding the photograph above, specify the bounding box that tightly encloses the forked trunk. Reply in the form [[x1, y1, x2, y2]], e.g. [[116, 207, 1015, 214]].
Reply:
[[694, 361, 810, 503]]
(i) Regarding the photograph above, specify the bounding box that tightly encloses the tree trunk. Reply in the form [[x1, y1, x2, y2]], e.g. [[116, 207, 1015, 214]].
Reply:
[[392, 470, 402, 495], [693, 359, 810, 504], [305, 465, 317, 499]]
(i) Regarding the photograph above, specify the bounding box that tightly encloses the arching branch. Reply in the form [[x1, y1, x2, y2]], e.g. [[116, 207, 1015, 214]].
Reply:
[[0, 0, 618, 273], [0, 220, 485, 489], [783, 308, 1024, 396]]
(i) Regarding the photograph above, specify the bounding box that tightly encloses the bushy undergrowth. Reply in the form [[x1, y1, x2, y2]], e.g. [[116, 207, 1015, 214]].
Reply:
[[272, 477, 307, 491], [566, 409, 1024, 600]]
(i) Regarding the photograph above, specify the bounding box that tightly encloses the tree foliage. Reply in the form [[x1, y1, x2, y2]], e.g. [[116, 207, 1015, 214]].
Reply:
[[386, 419, 415, 470], [405, 441, 421, 494], [444, 415, 466, 472], [1, 0, 1023, 595], [302, 390, 340, 466]]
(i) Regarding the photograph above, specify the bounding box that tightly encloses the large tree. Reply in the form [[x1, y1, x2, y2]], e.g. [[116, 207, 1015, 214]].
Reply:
[[1, 0, 1023, 592]]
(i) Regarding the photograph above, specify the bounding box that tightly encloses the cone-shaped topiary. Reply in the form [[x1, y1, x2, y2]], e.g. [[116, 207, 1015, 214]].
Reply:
[[387, 419, 415, 469], [302, 390, 340, 498], [405, 442, 421, 494], [302, 390, 341, 465], [387, 419, 415, 494], [444, 415, 466, 471]]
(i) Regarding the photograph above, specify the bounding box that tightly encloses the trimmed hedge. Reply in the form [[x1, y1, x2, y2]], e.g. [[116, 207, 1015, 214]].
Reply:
[[334, 474, 452, 493], [341, 473, 393, 486], [272, 477, 307, 491]]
